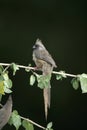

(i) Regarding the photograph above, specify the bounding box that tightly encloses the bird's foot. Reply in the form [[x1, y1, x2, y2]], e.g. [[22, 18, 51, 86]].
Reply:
[[33, 66, 39, 71]]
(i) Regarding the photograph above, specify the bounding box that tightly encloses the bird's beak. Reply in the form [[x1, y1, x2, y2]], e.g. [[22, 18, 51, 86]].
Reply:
[[33, 45, 36, 49]]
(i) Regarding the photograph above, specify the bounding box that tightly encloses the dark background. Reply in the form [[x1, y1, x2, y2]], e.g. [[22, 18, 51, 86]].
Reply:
[[0, 0, 87, 130]]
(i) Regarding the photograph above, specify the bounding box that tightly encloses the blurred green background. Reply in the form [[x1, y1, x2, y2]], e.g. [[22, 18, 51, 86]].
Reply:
[[0, 0, 87, 130]]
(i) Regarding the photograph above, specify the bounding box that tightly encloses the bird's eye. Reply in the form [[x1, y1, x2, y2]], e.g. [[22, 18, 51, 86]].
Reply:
[[33, 44, 39, 49], [35, 44, 39, 48]]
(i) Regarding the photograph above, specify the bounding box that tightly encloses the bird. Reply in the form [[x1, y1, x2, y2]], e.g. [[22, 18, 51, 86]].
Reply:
[[33, 39, 57, 120], [0, 95, 12, 130]]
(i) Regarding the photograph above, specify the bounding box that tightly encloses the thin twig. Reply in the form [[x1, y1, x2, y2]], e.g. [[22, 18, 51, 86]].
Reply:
[[53, 71, 77, 78], [0, 63, 35, 70], [2, 64, 12, 73], [0, 62, 77, 78], [20, 116, 46, 130]]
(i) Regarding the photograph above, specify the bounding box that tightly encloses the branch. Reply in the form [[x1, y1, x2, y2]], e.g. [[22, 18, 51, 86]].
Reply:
[[53, 71, 77, 78], [0, 63, 35, 70], [20, 116, 46, 130], [0, 62, 77, 78], [0, 103, 46, 130]]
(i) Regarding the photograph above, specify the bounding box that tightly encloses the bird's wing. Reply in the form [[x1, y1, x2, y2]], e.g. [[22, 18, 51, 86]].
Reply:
[[35, 50, 57, 67]]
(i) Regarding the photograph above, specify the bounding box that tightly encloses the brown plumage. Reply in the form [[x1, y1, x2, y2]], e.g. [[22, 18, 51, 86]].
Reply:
[[0, 95, 12, 130], [33, 39, 57, 120]]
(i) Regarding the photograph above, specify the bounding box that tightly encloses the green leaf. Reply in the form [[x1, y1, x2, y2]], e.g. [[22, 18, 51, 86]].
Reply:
[[25, 68, 30, 72], [0, 66, 4, 74], [9, 110, 21, 130], [4, 79, 12, 88], [0, 81, 4, 94], [3, 73, 9, 80], [56, 74, 63, 80], [0, 94, 2, 101], [0, 75, 5, 94], [59, 71, 67, 78], [47, 129, 53, 130], [4, 86, 12, 93], [0, 73, 13, 94], [37, 74, 51, 89], [0, 73, 12, 94], [11, 63, 19, 75], [28, 64, 31, 66], [79, 73, 87, 93], [0, 75, 4, 81], [22, 120, 34, 130], [71, 78, 79, 90], [30, 75, 36, 86], [25, 64, 31, 72], [56, 71, 67, 81], [3, 79, 12, 94], [47, 122, 53, 129]]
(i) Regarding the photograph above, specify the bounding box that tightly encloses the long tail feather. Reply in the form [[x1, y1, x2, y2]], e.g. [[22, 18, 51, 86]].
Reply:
[[43, 87, 51, 120]]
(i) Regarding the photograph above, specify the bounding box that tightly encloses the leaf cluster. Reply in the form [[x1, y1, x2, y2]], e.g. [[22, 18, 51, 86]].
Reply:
[[0, 67, 12, 95], [55, 71, 87, 93], [0, 63, 54, 130], [30, 73, 51, 89], [9, 110, 34, 130], [0, 63, 19, 96], [71, 73, 87, 93], [9, 110, 53, 130], [1, 62, 87, 130]]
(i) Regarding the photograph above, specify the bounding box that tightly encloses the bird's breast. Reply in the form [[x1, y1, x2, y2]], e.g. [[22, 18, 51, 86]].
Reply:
[[33, 54, 45, 70]]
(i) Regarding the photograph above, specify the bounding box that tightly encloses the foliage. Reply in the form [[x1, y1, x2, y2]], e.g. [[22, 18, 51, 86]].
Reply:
[[11, 63, 19, 75], [22, 120, 34, 130], [46, 122, 53, 130], [0, 63, 87, 130], [71, 77, 79, 90], [9, 110, 21, 130], [56, 71, 67, 80], [71, 73, 87, 93], [0, 70, 12, 95]]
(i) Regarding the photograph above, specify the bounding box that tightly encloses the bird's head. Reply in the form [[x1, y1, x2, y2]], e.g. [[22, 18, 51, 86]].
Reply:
[[33, 39, 46, 51]]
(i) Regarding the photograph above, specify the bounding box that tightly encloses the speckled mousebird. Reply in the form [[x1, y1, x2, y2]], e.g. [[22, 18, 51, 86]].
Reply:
[[33, 39, 57, 119]]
